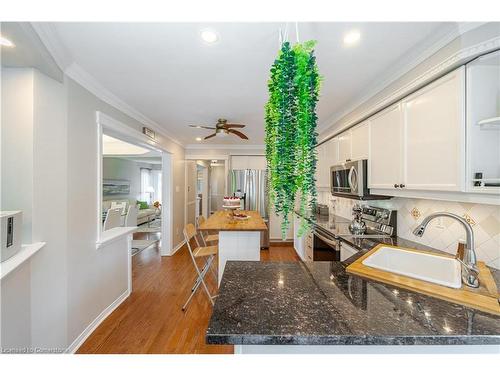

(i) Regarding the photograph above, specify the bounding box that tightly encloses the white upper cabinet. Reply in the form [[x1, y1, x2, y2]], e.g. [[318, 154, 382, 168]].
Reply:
[[350, 121, 369, 160], [324, 137, 339, 168], [316, 137, 338, 189], [402, 67, 465, 191], [368, 103, 404, 189], [315, 143, 329, 188], [337, 131, 352, 163]]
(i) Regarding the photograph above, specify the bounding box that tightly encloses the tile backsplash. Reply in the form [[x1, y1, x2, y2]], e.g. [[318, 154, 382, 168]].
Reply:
[[317, 191, 500, 269]]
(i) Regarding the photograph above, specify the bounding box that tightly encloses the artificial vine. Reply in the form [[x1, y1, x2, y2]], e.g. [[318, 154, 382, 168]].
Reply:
[[265, 40, 320, 238]]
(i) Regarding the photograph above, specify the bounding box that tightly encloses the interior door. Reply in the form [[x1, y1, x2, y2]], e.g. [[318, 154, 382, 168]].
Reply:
[[368, 103, 403, 189]]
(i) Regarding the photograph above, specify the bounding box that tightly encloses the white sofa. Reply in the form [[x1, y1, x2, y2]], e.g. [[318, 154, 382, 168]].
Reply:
[[102, 199, 158, 225]]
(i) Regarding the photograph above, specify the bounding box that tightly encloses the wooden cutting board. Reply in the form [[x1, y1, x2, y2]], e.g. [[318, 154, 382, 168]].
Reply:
[[346, 244, 500, 316]]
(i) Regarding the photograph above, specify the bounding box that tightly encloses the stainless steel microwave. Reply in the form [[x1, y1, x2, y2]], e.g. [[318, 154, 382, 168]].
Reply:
[[330, 160, 391, 200]]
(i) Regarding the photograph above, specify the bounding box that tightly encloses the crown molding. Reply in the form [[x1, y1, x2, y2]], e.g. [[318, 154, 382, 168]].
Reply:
[[319, 32, 500, 142], [30, 22, 73, 71], [317, 22, 487, 136], [30, 22, 184, 148], [66, 63, 183, 146], [185, 143, 265, 150]]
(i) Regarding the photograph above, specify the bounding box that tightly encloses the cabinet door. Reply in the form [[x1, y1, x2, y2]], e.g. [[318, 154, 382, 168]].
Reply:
[[323, 137, 338, 171], [315, 143, 330, 188], [402, 68, 465, 191], [351, 121, 369, 160], [337, 131, 352, 162], [293, 214, 305, 260], [315, 143, 323, 187], [368, 103, 403, 189]]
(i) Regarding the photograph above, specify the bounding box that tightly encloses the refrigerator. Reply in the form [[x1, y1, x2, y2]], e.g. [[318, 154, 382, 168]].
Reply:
[[229, 169, 269, 248]]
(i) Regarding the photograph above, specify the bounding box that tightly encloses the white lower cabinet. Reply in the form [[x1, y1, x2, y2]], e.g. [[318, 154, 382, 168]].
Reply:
[[293, 214, 312, 261], [293, 214, 305, 260]]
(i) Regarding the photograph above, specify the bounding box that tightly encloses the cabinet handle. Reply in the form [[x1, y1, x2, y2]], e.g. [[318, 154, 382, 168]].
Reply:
[[394, 184, 399, 188], [399, 184, 405, 188], [346, 159, 351, 162]]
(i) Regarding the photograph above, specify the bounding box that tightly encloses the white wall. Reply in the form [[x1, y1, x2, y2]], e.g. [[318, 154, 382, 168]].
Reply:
[[1, 68, 68, 350], [1, 66, 186, 352], [1, 68, 34, 243], [65, 77, 186, 348]]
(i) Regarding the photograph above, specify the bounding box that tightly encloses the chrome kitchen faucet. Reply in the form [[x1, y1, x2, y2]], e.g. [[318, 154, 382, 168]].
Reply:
[[413, 212, 480, 288]]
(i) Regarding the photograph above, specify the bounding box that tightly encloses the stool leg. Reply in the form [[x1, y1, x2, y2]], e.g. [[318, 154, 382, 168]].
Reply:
[[182, 255, 216, 311]]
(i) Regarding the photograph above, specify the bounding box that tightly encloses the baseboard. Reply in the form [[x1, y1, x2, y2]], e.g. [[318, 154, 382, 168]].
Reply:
[[65, 289, 130, 354], [170, 240, 185, 256]]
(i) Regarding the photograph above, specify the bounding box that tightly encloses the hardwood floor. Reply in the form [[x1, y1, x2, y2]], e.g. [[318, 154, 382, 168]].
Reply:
[[77, 234, 299, 354]]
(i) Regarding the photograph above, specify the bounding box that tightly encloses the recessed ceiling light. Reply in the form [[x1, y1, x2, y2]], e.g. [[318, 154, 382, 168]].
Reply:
[[195, 137, 202, 142], [200, 29, 218, 44], [0, 36, 15, 47], [343, 30, 361, 46]]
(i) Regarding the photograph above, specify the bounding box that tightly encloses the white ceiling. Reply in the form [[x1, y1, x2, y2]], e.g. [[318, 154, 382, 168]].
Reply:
[[49, 22, 460, 145]]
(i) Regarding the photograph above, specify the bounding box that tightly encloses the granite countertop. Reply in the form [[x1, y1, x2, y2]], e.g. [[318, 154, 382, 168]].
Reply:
[[206, 214, 500, 346]]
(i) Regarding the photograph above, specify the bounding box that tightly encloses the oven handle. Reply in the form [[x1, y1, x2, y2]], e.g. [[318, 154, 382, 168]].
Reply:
[[313, 230, 341, 249]]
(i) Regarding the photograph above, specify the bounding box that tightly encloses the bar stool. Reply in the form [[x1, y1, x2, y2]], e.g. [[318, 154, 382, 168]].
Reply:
[[195, 215, 219, 246], [182, 223, 218, 311]]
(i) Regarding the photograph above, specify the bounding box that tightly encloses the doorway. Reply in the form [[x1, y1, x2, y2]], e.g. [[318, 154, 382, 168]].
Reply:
[[97, 112, 173, 257], [185, 157, 227, 225]]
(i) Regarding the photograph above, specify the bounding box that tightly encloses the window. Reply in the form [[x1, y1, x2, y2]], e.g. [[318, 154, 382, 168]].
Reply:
[[140, 168, 152, 203], [152, 170, 162, 203]]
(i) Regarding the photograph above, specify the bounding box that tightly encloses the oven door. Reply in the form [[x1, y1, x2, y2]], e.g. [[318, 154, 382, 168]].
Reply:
[[313, 228, 340, 261]]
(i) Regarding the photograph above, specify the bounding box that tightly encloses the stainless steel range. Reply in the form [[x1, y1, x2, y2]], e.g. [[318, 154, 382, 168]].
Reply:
[[312, 205, 397, 261]]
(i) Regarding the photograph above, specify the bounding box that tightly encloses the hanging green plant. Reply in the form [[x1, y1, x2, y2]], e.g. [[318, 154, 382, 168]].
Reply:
[[265, 40, 320, 238]]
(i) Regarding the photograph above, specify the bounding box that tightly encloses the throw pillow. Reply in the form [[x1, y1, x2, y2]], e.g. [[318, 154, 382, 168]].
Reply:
[[137, 200, 149, 210]]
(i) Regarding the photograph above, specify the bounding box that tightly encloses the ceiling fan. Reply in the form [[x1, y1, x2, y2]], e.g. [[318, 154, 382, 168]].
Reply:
[[189, 118, 248, 140]]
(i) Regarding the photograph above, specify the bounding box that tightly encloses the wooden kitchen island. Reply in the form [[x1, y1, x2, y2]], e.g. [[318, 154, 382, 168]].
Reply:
[[199, 210, 267, 285]]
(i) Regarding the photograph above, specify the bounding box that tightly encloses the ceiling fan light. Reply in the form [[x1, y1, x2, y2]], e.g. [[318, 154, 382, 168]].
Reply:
[[216, 128, 228, 137]]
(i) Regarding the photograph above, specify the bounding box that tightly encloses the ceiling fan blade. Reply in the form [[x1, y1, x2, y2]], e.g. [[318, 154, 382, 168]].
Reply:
[[204, 133, 217, 140], [227, 129, 248, 140], [224, 124, 246, 128], [189, 125, 216, 130]]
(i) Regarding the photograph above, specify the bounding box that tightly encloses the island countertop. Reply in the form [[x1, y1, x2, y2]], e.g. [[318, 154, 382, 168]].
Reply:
[[199, 210, 267, 231], [206, 260, 500, 346]]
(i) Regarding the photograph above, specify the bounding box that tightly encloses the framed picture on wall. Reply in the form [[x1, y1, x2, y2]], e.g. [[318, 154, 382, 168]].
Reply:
[[103, 179, 130, 196]]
